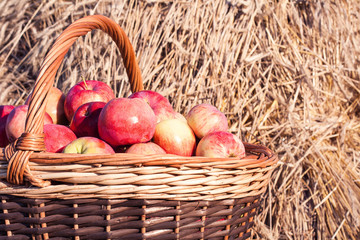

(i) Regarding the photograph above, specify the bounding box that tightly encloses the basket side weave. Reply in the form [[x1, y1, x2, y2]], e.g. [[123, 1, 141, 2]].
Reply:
[[0, 195, 260, 239]]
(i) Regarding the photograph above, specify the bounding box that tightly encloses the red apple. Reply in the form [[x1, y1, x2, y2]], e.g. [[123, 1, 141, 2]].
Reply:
[[26, 87, 67, 125], [129, 90, 176, 123], [44, 124, 77, 153], [64, 80, 115, 121], [125, 142, 166, 155], [186, 103, 228, 139], [70, 101, 106, 138], [6, 105, 53, 143], [153, 119, 196, 156], [63, 137, 115, 154], [98, 98, 157, 146], [0, 105, 15, 147], [195, 131, 245, 158]]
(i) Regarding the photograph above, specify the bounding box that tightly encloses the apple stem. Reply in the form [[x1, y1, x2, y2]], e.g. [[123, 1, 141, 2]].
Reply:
[[82, 76, 88, 90]]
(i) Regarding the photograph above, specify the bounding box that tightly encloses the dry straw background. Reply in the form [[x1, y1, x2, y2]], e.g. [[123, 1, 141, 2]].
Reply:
[[0, 0, 359, 239]]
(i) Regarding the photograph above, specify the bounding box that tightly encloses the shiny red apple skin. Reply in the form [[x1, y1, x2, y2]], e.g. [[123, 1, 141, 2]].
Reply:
[[196, 131, 245, 158], [44, 124, 77, 153], [63, 137, 115, 154], [153, 119, 196, 156], [25, 87, 67, 125], [186, 103, 228, 139], [70, 101, 106, 138], [129, 90, 175, 123], [0, 105, 15, 147], [125, 142, 166, 155], [98, 98, 157, 147], [64, 80, 115, 121], [6, 105, 53, 143]]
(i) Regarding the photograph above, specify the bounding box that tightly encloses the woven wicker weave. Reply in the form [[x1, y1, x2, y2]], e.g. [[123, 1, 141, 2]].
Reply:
[[0, 15, 278, 239]]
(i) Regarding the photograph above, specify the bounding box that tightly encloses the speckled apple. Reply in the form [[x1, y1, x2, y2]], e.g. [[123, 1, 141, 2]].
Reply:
[[98, 98, 157, 146], [153, 119, 196, 156], [186, 103, 228, 139], [196, 131, 245, 158]]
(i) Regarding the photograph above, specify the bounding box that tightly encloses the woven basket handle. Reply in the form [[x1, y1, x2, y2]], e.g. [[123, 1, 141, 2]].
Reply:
[[5, 15, 143, 186]]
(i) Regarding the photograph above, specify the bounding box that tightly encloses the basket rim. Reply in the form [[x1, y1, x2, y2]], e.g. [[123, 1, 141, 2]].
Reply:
[[0, 142, 278, 200], [1, 142, 277, 168]]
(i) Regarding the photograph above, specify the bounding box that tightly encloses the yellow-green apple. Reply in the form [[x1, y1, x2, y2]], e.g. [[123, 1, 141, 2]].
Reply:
[[125, 142, 166, 155], [0, 105, 15, 147], [196, 131, 245, 158], [70, 101, 106, 138], [64, 80, 115, 121], [98, 98, 157, 146], [63, 137, 115, 154], [26, 87, 67, 125], [186, 103, 228, 139], [153, 119, 196, 156], [129, 90, 176, 123], [6, 105, 53, 143], [44, 124, 77, 153]]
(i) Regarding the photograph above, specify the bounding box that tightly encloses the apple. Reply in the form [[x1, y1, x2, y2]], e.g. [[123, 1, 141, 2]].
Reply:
[[186, 103, 228, 139], [98, 98, 157, 146], [70, 101, 106, 138], [174, 112, 187, 123], [129, 90, 176, 123], [44, 124, 77, 153], [64, 80, 115, 121], [63, 137, 115, 154], [0, 105, 15, 147], [6, 105, 53, 143], [125, 142, 166, 155], [195, 131, 245, 158], [153, 118, 196, 156], [26, 86, 67, 125]]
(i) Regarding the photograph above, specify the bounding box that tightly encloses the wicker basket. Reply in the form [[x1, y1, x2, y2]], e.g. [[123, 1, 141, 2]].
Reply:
[[0, 15, 278, 240]]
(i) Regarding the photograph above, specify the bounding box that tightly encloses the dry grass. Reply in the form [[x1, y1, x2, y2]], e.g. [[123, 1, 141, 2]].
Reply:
[[1, 0, 359, 239]]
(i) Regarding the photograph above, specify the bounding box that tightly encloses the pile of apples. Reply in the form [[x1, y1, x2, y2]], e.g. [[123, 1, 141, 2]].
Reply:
[[0, 80, 246, 158]]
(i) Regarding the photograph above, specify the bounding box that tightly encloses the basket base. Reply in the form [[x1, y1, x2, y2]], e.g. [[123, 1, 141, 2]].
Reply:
[[0, 195, 260, 240]]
